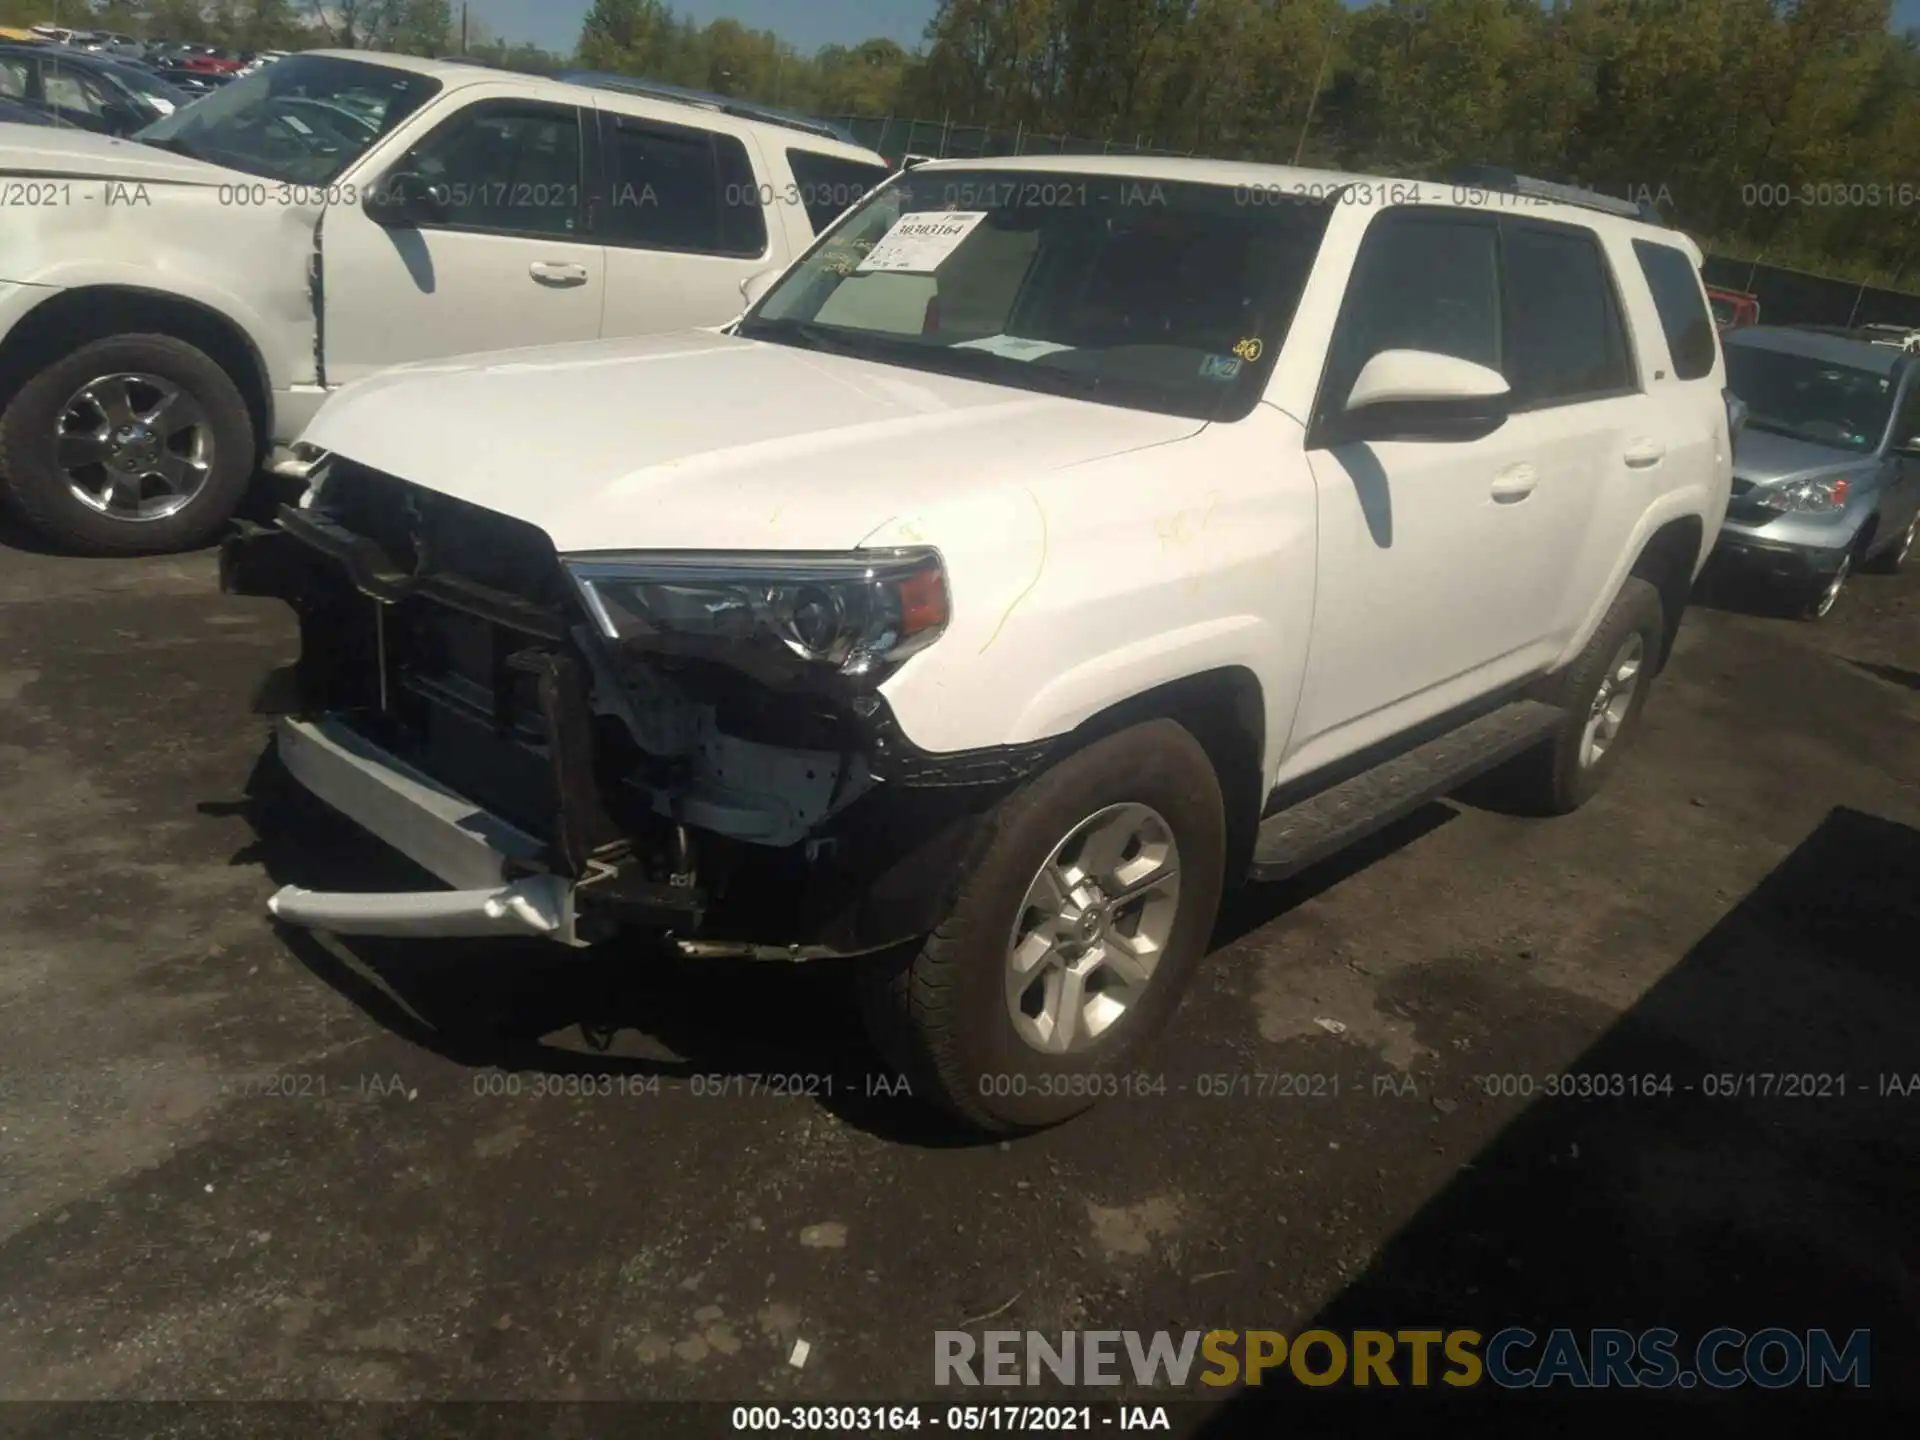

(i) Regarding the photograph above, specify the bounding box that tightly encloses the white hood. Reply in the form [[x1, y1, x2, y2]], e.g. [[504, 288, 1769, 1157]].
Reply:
[[0, 125, 252, 185], [302, 330, 1207, 553]]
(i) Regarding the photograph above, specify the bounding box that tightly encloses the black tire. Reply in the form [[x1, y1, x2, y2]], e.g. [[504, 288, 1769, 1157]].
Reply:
[[0, 332, 256, 556], [856, 719, 1227, 1134], [1503, 578, 1665, 816], [1864, 513, 1916, 575]]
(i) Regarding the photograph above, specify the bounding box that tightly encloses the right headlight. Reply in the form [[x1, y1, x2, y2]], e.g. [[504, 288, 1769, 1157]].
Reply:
[[1754, 477, 1851, 514], [564, 549, 950, 681]]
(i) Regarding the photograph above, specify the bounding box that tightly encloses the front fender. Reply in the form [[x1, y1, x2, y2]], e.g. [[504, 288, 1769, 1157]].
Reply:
[[4, 194, 318, 392]]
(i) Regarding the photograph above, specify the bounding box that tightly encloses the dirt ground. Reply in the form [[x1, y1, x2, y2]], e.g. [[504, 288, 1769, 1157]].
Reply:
[[0, 518, 1916, 1435]]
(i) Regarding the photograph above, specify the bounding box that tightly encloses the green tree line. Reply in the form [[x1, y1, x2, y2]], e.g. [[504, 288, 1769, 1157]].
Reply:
[[10, 0, 1920, 286]]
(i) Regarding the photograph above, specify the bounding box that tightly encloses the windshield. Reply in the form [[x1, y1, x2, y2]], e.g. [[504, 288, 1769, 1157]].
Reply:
[[1724, 343, 1896, 453], [736, 167, 1336, 421], [134, 53, 441, 186]]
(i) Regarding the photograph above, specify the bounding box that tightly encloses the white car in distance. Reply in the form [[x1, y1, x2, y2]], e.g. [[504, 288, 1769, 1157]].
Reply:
[[0, 50, 892, 554]]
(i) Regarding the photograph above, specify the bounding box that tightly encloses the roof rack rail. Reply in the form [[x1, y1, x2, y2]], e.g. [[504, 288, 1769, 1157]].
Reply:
[[554, 69, 855, 145], [1451, 165, 1665, 226]]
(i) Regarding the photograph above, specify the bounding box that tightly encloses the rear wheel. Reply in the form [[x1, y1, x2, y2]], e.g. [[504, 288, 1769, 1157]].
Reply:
[[1501, 578, 1665, 816], [0, 333, 256, 555], [857, 719, 1226, 1134]]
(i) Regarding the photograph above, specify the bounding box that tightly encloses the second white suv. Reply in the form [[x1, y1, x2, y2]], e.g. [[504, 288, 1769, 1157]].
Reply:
[[0, 51, 892, 554], [223, 159, 1733, 1133]]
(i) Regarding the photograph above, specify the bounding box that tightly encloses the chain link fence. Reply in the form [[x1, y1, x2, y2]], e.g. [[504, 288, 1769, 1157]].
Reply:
[[831, 115, 1197, 164], [1701, 255, 1920, 327]]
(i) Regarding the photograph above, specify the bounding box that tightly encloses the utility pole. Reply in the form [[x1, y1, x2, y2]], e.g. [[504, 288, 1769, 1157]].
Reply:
[[1291, 14, 1336, 167], [460, 3, 468, 55]]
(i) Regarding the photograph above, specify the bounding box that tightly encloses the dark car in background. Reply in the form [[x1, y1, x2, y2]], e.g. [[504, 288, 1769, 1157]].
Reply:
[[0, 93, 73, 125], [0, 42, 189, 133], [1716, 325, 1920, 617]]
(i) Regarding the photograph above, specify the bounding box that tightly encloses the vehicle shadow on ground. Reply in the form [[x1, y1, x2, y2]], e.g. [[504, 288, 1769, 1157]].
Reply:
[[208, 747, 1465, 1150], [1194, 804, 1920, 1435], [1686, 564, 1807, 620], [1848, 657, 1920, 693]]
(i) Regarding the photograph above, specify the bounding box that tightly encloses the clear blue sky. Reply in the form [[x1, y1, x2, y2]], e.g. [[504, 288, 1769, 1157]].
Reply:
[[464, 0, 1920, 58]]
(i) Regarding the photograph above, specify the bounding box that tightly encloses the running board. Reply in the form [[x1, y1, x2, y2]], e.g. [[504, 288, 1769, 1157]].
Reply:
[[1248, 700, 1566, 883]]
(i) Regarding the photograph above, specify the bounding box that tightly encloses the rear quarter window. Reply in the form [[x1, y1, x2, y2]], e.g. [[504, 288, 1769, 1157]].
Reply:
[[786, 148, 892, 233], [1632, 239, 1717, 380]]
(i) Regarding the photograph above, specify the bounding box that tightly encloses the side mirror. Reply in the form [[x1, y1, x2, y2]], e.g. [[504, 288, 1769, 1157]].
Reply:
[[739, 267, 782, 309], [1333, 349, 1512, 442], [363, 169, 443, 228]]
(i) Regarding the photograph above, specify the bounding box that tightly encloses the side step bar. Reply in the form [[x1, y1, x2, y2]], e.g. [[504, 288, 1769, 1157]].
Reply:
[[1248, 699, 1566, 883]]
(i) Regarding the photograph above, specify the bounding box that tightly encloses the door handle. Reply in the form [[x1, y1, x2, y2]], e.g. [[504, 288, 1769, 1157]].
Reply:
[[1490, 462, 1537, 502], [1623, 438, 1667, 468], [529, 261, 589, 286]]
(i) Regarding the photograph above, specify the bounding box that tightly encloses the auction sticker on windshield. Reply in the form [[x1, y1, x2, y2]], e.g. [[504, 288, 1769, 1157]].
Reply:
[[856, 210, 989, 273]]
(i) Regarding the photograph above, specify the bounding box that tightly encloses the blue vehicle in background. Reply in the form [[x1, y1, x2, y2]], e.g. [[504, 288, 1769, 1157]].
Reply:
[[1716, 325, 1920, 618]]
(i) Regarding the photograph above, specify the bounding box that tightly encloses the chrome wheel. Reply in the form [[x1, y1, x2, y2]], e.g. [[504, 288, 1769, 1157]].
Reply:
[[56, 373, 214, 521], [1811, 553, 1851, 619], [1005, 802, 1181, 1055], [1579, 632, 1644, 770], [1895, 515, 1916, 568]]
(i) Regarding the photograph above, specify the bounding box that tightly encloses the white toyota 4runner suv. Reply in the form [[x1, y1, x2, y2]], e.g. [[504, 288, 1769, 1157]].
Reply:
[[223, 158, 1733, 1133], [0, 50, 890, 554]]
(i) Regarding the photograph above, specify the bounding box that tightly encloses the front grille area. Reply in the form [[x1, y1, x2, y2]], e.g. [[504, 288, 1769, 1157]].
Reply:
[[306, 459, 577, 840], [316, 458, 573, 611]]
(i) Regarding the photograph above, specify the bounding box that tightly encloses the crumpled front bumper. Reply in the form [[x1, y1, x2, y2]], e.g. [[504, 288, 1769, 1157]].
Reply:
[[222, 512, 1031, 957], [266, 713, 586, 944]]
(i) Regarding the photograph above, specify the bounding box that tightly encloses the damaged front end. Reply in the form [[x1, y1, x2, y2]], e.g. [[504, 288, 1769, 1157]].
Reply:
[[221, 459, 1055, 957]]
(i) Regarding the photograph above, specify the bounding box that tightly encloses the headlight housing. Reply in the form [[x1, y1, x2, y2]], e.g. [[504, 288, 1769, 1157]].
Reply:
[[1754, 477, 1851, 514], [564, 549, 950, 680]]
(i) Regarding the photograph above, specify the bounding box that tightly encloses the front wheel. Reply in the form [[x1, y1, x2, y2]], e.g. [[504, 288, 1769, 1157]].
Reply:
[[1800, 551, 1852, 620], [0, 333, 256, 555], [1865, 513, 1916, 574], [857, 719, 1226, 1134]]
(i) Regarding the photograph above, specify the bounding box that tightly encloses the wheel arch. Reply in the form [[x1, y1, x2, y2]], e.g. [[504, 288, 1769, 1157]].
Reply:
[[1048, 666, 1268, 891], [1628, 514, 1705, 674], [0, 286, 274, 460]]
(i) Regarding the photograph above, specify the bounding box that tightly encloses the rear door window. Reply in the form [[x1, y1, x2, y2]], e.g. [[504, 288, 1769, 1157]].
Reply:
[[1634, 240, 1718, 380], [598, 113, 768, 257], [1499, 220, 1636, 407]]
